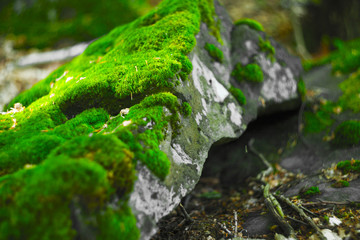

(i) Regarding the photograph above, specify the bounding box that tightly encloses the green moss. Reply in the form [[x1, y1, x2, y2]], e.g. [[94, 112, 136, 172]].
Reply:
[[182, 102, 192, 117], [341, 180, 350, 187], [338, 69, 360, 112], [302, 38, 360, 73], [297, 78, 306, 100], [106, 92, 189, 180], [303, 101, 335, 134], [229, 86, 246, 105], [49, 134, 136, 196], [331, 38, 360, 74], [234, 18, 264, 32], [204, 43, 224, 63], [259, 37, 275, 62], [198, 0, 222, 44], [0, 156, 138, 239], [0, 114, 13, 131], [303, 186, 320, 196], [336, 160, 360, 173], [53, 108, 109, 139], [232, 62, 264, 83], [200, 190, 222, 199], [333, 120, 360, 147]]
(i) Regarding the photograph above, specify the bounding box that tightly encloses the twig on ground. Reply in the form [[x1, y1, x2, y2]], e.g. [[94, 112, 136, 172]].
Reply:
[[285, 216, 309, 226], [179, 203, 194, 223], [264, 184, 296, 237], [234, 210, 238, 236], [249, 139, 297, 239], [217, 222, 233, 237], [302, 199, 360, 206], [300, 205, 318, 216], [275, 195, 326, 240], [248, 138, 273, 183]]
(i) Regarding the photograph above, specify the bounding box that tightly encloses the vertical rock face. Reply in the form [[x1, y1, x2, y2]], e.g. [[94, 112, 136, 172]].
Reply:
[[0, 1, 302, 240]]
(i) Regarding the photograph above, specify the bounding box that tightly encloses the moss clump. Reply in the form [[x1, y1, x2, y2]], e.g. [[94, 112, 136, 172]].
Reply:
[[232, 62, 264, 83], [331, 38, 360, 74], [336, 159, 360, 173], [204, 43, 224, 63], [0, 107, 109, 176], [303, 101, 335, 134], [105, 92, 189, 180], [49, 134, 136, 196], [0, 156, 139, 239], [303, 186, 320, 196], [338, 69, 360, 113], [333, 120, 360, 147], [182, 102, 192, 117], [331, 180, 350, 188], [229, 86, 246, 105], [259, 37, 275, 61], [234, 18, 264, 32]]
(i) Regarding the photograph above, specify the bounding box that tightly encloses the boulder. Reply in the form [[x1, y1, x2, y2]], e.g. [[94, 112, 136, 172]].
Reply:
[[0, 0, 302, 239]]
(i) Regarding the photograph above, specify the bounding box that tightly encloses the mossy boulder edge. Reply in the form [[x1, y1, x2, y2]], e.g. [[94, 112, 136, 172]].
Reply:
[[0, 0, 303, 239]]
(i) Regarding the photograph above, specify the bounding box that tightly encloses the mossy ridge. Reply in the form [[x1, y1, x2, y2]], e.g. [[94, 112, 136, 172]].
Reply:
[[336, 159, 360, 173], [105, 92, 190, 180], [229, 86, 246, 105], [0, 156, 139, 240], [0, 108, 109, 176], [234, 18, 264, 32], [4, 0, 220, 117], [232, 62, 264, 83], [204, 43, 224, 63]]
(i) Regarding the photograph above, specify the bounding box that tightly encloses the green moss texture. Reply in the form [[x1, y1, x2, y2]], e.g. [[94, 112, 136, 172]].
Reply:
[[204, 43, 224, 63], [0, 0, 221, 238], [232, 62, 264, 83], [334, 120, 360, 147], [229, 86, 246, 105], [234, 18, 264, 32]]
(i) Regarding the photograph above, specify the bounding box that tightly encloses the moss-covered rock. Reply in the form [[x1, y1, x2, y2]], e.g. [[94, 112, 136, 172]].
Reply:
[[0, 0, 304, 239], [0, 0, 219, 238]]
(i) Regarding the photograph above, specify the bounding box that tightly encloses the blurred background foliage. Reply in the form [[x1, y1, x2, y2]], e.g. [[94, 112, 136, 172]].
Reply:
[[0, 0, 359, 57], [0, 0, 154, 49]]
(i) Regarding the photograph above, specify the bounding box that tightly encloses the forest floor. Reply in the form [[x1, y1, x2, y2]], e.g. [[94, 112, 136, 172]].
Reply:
[[152, 163, 360, 240]]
